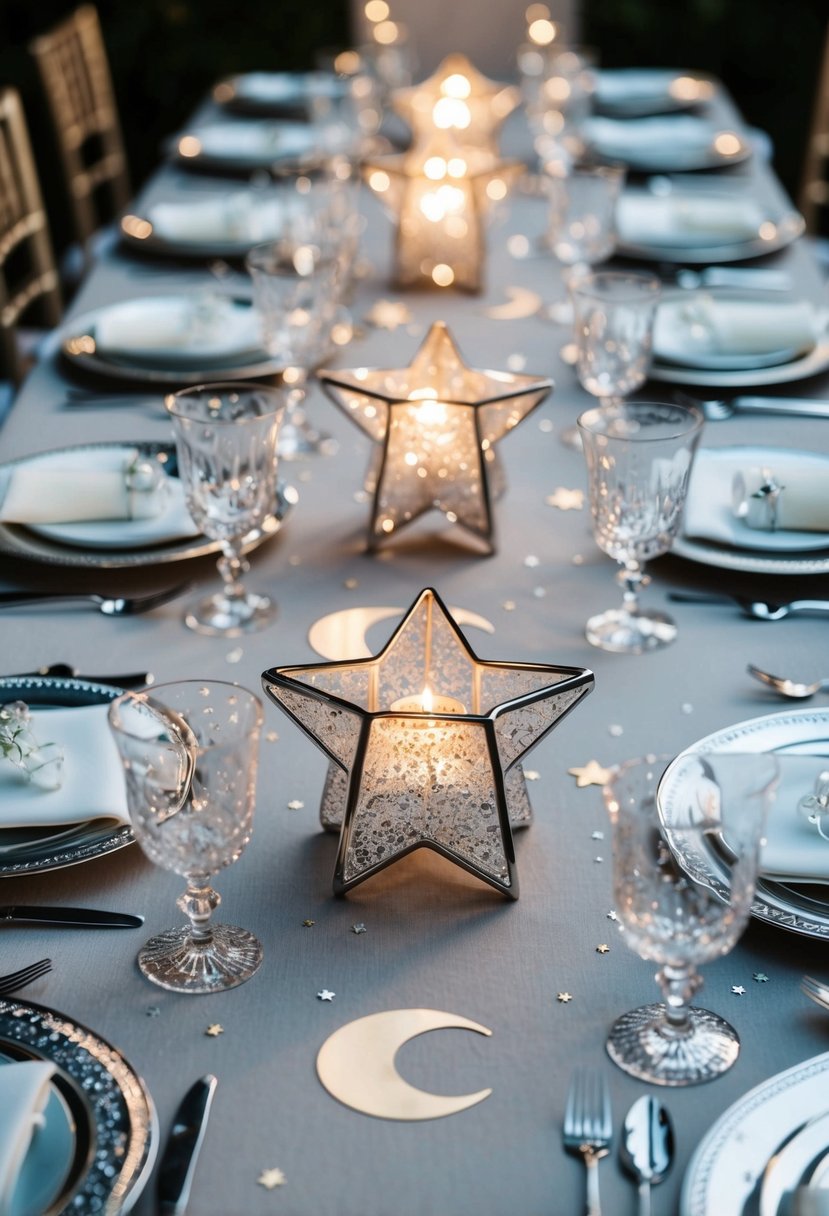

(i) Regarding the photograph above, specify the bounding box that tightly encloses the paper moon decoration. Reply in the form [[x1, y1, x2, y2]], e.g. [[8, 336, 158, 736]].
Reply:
[[307, 604, 495, 661], [316, 1008, 493, 1120]]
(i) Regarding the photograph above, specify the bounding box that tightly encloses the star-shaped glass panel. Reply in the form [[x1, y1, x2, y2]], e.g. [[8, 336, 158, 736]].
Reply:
[[262, 588, 593, 898], [392, 53, 520, 157], [319, 323, 552, 552]]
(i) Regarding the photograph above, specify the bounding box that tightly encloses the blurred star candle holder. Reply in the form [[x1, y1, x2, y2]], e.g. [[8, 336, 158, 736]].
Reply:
[[319, 321, 552, 552], [363, 140, 521, 292], [392, 53, 520, 156], [262, 587, 594, 898]]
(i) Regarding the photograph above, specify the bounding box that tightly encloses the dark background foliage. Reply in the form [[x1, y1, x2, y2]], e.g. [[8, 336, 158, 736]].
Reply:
[[0, 0, 826, 252]]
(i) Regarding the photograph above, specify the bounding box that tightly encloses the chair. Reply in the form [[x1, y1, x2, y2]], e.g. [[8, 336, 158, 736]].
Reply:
[[800, 24, 829, 234], [0, 87, 61, 396], [30, 4, 130, 264]]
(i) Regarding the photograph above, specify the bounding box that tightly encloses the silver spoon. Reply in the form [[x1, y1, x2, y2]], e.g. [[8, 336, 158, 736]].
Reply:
[[620, 1095, 674, 1216], [747, 664, 829, 699]]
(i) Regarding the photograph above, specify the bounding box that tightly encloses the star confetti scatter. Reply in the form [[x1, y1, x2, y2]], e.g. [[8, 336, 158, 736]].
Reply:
[[288, 554, 302, 567], [302, 919, 316, 927], [557, 992, 573, 1003], [502, 600, 516, 611], [205, 1024, 224, 1037], [538, 418, 554, 433], [732, 986, 746, 996], [608, 724, 623, 737], [545, 488, 584, 511], [351, 923, 367, 935], [753, 973, 769, 983], [507, 353, 527, 371], [364, 299, 413, 330], [524, 554, 540, 568], [681, 703, 694, 715], [524, 770, 539, 781], [225, 648, 243, 664], [591, 830, 604, 840], [287, 800, 305, 810], [265, 731, 279, 743], [596, 944, 610, 954], [257, 1168, 286, 1190], [569, 760, 613, 788], [317, 989, 336, 1001], [507, 234, 530, 259], [571, 554, 585, 565], [607, 911, 618, 921], [594, 856, 603, 864], [533, 587, 546, 599], [343, 578, 359, 590], [146, 1006, 160, 1018]]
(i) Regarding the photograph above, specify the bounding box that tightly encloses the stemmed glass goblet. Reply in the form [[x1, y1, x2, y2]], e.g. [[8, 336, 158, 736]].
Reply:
[[108, 680, 264, 994], [165, 382, 286, 636], [578, 400, 703, 654], [604, 752, 778, 1084]]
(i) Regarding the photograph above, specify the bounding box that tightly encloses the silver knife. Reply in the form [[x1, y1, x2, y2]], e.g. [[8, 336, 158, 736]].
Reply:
[[0, 905, 144, 928], [157, 1076, 218, 1216]]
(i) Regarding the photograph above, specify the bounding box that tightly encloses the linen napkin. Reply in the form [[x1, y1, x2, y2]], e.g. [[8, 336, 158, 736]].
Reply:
[[0, 1061, 57, 1216], [760, 755, 829, 883], [0, 703, 129, 840], [791, 1188, 829, 1216], [149, 194, 282, 244], [682, 447, 829, 551], [733, 463, 829, 533], [616, 193, 766, 246], [0, 451, 168, 525], [93, 296, 261, 363], [689, 295, 817, 356], [585, 115, 727, 161]]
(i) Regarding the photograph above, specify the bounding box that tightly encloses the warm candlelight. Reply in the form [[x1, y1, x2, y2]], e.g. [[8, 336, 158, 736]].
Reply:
[[390, 687, 468, 715]]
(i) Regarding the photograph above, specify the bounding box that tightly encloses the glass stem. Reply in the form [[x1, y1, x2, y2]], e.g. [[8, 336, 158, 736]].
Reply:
[[616, 561, 649, 616], [655, 962, 702, 1035], [217, 538, 250, 605], [177, 874, 220, 947]]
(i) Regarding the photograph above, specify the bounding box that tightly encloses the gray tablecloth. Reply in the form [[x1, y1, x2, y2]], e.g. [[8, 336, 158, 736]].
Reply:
[[1, 94, 829, 1216]]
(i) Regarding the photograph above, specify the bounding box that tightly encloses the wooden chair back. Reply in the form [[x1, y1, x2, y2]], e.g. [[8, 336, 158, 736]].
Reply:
[[30, 4, 130, 255], [800, 27, 829, 232], [0, 88, 61, 385]]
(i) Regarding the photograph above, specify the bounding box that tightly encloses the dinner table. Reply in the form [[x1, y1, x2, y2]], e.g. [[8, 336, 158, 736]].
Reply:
[[1, 64, 829, 1216]]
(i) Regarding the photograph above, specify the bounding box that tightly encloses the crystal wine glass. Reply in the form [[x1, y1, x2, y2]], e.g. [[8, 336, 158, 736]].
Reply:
[[604, 751, 778, 1084], [108, 680, 264, 994], [165, 381, 286, 636], [578, 400, 703, 654]]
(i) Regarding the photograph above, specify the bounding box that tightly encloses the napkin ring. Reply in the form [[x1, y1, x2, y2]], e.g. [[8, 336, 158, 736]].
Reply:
[[798, 769, 829, 841], [125, 458, 166, 519], [732, 467, 785, 531]]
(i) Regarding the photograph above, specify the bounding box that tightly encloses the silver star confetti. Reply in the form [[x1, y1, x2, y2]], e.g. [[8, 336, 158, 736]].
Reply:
[[146, 1006, 160, 1018], [302, 919, 315, 927], [524, 770, 540, 781], [317, 989, 336, 1001], [557, 992, 573, 1003], [545, 487, 584, 511], [257, 1168, 286, 1190], [287, 799, 305, 810], [205, 1023, 224, 1037], [596, 944, 610, 954], [266, 730, 279, 743], [591, 830, 604, 840], [365, 299, 413, 330], [225, 648, 243, 664], [569, 760, 613, 788], [608, 724, 624, 738], [524, 555, 540, 568], [732, 985, 746, 996], [753, 973, 769, 983], [607, 911, 618, 921], [351, 923, 367, 935]]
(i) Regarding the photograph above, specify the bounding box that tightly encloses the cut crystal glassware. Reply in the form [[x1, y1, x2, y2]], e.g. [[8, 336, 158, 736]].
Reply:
[[108, 680, 263, 994], [604, 751, 778, 1084], [578, 400, 703, 653]]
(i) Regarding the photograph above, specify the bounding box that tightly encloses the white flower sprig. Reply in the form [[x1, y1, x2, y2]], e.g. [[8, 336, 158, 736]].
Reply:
[[0, 701, 64, 791]]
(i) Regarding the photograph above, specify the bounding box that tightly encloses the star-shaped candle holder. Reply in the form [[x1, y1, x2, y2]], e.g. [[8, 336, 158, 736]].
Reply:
[[392, 53, 520, 157], [262, 588, 594, 899], [363, 138, 521, 293], [319, 322, 552, 553]]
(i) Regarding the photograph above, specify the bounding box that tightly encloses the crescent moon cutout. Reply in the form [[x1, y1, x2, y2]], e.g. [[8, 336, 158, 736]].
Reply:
[[484, 286, 543, 320], [316, 1008, 493, 1120], [308, 606, 495, 661]]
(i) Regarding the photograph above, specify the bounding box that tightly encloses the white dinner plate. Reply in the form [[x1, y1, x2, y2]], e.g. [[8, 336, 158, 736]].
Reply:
[[760, 1109, 829, 1216], [584, 114, 751, 171], [594, 69, 714, 117], [59, 299, 289, 386], [681, 1053, 829, 1215], [215, 71, 347, 115], [615, 190, 804, 264], [681, 446, 829, 553], [0, 444, 199, 551], [659, 707, 829, 940], [120, 194, 282, 259], [653, 298, 808, 370], [173, 121, 317, 170]]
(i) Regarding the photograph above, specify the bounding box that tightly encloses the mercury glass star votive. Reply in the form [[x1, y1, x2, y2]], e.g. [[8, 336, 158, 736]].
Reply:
[[363, 137, 522, 292], [262, 587, 594, 898], [391, 52, 520, 157], [319, 321, 552, 552]]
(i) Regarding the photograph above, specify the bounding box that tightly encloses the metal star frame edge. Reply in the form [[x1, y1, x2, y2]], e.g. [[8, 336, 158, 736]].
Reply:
[[262, 587, 594, 900]]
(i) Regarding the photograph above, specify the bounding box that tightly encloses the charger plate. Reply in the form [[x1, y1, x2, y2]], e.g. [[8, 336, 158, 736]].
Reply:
[[659, 708, 829, 940], [681, 1052, 829, 1215], [0, 999, 157, 1215]]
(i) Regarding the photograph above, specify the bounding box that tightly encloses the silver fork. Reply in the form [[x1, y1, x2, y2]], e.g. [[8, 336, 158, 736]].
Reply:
[[563, 1068, 612, 1216], [679, 394, 829, 423], [0, 583, 192, 616], [0, 958, 52, 996], [802, 975, 829, 1013]]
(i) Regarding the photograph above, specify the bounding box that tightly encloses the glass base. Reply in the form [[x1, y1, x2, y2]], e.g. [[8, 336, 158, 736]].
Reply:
[[185, 589, 276, 637], [138, 923, 263, 993], [278, 414, 336, 460], [585, 606, 678, 654], [607, 1002, 740, 1085]]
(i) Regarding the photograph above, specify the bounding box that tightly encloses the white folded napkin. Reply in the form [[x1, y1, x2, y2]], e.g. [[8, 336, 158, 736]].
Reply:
[[683, 447, 829, 551], [0, 451, 168, 525], [149, 195, 282, 244], [92, 296, 261, 363], [0, 703, 129, 838], [733, 463, 829, 533], [595, 69, 673, 106], [0, 1061, 57, 1216], [761, 755, 829, 883], [792, 1188, 829, 1216], [191, 122, 313, 163], [691, 295, 817, 356], [586, 115, 728, 160], [616, 193, 765, 246]]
